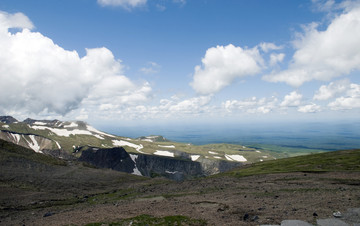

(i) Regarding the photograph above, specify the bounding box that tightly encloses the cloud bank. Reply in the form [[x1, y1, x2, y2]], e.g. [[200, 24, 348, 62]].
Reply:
[[0, 11, 151, 117], [263, 6, 360, 86]]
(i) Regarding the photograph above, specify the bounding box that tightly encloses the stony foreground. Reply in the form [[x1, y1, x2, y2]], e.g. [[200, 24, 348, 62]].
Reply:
[[1, 171, 359, 225]]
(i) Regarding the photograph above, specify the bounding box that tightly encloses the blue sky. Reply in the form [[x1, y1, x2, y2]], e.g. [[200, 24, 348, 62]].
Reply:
[[0, 0, 360, 128]]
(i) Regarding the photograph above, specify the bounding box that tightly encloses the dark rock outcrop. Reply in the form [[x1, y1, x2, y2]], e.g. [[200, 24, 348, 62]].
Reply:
[[78, 147, 244, 181], [78, 147, 136, 174], [0, 116, 18, 124]]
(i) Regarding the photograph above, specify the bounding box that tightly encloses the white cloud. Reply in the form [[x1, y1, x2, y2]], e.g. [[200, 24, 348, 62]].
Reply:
[[328, 83, 360, 110], [97, 0, 147, 9], [0, 11, 34, 31], [259, 42, 283, 53], [280, 91, 302, 107], [263, 6, 360, 86], [191, 44, 263, 95], [223, 96, 278, 114], [0, 11, 151, 118], [298, 103, 321, 113], [140, 61, 161, 74], [313, 79, 350, 100], [269, 53, 285, 66]]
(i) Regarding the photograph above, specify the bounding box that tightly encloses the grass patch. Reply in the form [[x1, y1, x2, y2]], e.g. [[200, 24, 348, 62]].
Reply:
[[85, 214, 207, 226], [86, 189, 138, 205], [225, 149, 360, 177]]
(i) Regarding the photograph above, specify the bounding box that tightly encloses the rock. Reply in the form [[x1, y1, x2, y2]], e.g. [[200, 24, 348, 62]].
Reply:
[[333, 211, 342, 218], [251, 215, 259, 221], [317, 218, 350, 226], [43, 212, 53, 217], [313, 212, 318, 217], [243, 213, 249, 221], [280, 220, 312, 226]]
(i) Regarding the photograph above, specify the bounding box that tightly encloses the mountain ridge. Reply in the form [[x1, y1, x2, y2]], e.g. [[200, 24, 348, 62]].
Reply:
[[0, 115, 267, 180]]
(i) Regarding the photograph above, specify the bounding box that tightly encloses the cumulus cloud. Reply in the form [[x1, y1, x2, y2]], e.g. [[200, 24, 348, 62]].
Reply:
[[328, 83, 360, 110], [298, 103, 321, 113], [258, 42, 283, 53], [97, 0, 147, 9], [263, 6, 360, 86], [0, 11, 34, 31], [0, 11, 151, 117], [280, 91, 302, 107], [223, 96, 278, 114], [191, 44, 263, 95], [313, 79, 350, 100]]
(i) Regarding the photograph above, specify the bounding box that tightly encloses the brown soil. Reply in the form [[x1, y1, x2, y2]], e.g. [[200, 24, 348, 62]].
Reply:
[[1, 171, 359, 226]]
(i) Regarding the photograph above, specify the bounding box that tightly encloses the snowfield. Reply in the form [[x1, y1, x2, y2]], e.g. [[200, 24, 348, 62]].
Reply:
[[191, 155, 201, 161], [225, 154, 247, 162], [31, 125, 92, 137], [154, 150, 174, 157], [112, 140, 144, 153]]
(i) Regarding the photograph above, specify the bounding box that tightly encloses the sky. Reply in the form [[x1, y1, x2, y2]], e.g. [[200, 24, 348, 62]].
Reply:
[[0, 0, 360, 129]]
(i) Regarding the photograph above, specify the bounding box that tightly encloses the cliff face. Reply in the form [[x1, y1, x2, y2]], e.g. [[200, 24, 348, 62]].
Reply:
[[78, 147, 243, 181], [78, 147, 136, 174]]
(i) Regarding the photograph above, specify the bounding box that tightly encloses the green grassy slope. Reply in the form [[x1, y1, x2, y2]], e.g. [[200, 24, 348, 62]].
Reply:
[[224, 149, 360, 177]]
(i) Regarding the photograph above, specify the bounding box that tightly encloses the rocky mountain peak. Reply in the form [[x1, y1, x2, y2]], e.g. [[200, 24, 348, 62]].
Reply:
[[0, 116, 18, 124]]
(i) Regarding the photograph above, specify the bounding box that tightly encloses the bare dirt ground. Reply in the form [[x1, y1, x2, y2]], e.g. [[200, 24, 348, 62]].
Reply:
[[1, 171, 359, 225]]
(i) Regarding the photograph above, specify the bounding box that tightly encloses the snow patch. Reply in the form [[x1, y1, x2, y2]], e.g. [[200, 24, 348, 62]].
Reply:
[[191, 155, 200, 161], [33, 121, 47, 126], [255, 150, 261, 153], [262, 156, 268, 159], [165, 170, 178, 174], [214, 156, 222, 159], [86, 126, 116, 138], [64, 122, 78, 128], [55, 141, 61, 149], [27, 135, 41, 153], [31, 125, 92, 137], [154, 150, 174, 157], [112, 140, 144, 153], [2, 125, 9, 128], [10, 133, 21, 144], [93, 134, 104, 140], [141, 139, 153, 142], [129, 154, 142, 176], [208, 151, 218, 155], [225, 154, 247, 162], [158, 145, 175, 148]]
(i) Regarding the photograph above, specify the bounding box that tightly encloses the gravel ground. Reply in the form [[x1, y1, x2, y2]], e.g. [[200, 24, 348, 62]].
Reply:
[[1, 171, 359, 225]]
